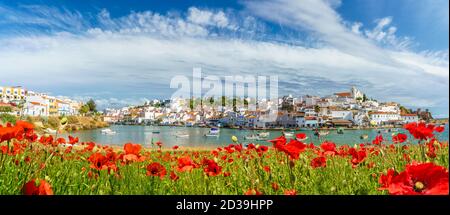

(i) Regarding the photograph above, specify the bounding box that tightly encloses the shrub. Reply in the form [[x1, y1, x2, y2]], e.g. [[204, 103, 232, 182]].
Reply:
[[0, 113, 17, 124], [47, 117, 60, 128]]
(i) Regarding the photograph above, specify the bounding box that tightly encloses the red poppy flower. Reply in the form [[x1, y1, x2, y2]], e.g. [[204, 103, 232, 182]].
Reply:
[[244, 188, 262, 195], [176, 156, 197, 172], [146, 162, 167, 179], [284, 189, 297, 195], [22, 179, 53, 195], [223, 172, 231, 177], [384, 162, 448, 195], [348, 148, 367, 168], [320, 141, 337, 156], [170, 171, 179, 181], [272, 182, 279, 191], [295, 133, 307, 140], [124, 143, 142, 155], [268, 135, 287, 151], [68, 135, 79, 145], [56, 137, 66, 144], [434, 126, 445, 133], [263, 165, 271, 172], [311, 156, 327, 168], [15, 120, 34, 131], [378, 168, 398, 190], [404, 122, 435, 140], [203, 159, 222, 176], [372, 135, 383, 145], [256, 145, 269, 153], [283, 139, 307, 160], [392, 133, 407, 144], [172, 145, 179, 150]]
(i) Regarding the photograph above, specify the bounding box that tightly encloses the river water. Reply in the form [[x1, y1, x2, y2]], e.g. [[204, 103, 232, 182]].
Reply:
[[62, 124, 449, 149]]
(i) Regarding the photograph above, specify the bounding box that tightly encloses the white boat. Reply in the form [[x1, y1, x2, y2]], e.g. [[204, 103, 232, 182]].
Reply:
[[244, 134, 259, 140], [175, 132, 189, 138], [205, 128, 220, 137], [318, 131, 329, 136], [258, 132, 270, 139], [101, 128, 116, 135], [283, 131, 295, 137]]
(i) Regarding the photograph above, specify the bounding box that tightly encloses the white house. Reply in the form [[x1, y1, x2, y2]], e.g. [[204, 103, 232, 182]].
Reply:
[[401, 114, 419, 124], [330, 110, 353, 121], [369, 112, 401, 125], [304, 116, 319, 128], [23, 101, 47, 116]]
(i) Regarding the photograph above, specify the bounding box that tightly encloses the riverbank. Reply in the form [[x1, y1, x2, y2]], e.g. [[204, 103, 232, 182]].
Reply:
[[0, 115, 109, 133]]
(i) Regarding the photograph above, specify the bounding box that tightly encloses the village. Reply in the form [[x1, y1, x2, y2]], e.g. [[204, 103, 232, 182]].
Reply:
[[103, 87, 435, 130]]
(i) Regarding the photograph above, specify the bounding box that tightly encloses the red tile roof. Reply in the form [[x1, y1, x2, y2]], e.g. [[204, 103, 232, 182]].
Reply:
[[334, 92, 352, 97]]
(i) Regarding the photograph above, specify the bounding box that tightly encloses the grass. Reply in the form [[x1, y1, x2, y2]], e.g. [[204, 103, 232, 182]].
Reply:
[[0, 135, 448, 195]]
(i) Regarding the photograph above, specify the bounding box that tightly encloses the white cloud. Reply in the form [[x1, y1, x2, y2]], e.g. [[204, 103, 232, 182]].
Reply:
[[0, 2, 448, 115]]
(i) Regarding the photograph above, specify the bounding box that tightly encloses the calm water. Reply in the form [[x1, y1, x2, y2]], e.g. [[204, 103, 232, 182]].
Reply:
[[62, 124, 449, 149]]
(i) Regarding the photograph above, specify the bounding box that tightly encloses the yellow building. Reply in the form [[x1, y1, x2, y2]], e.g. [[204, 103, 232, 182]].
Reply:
[[47, 96, 59, 116], [0, 86, 27, 103]]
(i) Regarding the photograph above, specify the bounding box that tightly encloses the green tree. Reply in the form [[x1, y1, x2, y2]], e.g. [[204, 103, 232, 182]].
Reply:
[[79, 105, 90, 115], [221, 96, 226, 107], [86, 99, 97, 112], [362, 94, 368, 102], [314, 105, 320, 113]]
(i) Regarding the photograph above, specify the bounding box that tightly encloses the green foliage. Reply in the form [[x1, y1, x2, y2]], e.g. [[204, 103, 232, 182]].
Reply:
[[0, 106, 12, 113], [47, 117, 60, 128], [67, 116, 79, 124], [0, 113, 16, 124], [86, 99, 97, 112]]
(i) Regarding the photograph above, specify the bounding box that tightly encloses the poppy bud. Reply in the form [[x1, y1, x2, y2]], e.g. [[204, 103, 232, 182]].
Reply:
[[60, 117, 68, 126], [231, 136, 238, 143]]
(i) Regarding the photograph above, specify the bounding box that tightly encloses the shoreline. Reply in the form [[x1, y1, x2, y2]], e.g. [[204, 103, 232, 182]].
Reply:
[[109, 122, 448, 131]]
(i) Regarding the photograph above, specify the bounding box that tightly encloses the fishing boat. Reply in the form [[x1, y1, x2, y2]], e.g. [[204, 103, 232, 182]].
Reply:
[[244, 134, 259, 140], [244, 132, 270, 141], [360, 134, 369, 140], [337, 128, 344, 134], [318, 130, 329, 136], [151, 130, 160, 134], [175, 132, 189, 138], [282, 131, 295, 137], [258, 132, 270, 139], [101, 128, 116, 135], [205, 128, 220, 137]]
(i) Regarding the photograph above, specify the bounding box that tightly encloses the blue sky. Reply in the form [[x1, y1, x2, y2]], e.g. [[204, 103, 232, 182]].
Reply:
[[0, 0, 448, 117]]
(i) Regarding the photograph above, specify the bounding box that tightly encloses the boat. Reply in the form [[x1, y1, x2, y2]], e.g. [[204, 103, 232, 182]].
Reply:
[[318, 130, 329, 136], [282, 131, 295, 137], [205, 128, 220, 137], [258, 132, 270, 139], [151, 130, 160, 134], [337, 128, 344, 134], [244, 132, 270, 141], [101, 128, 116, 135], [244, 134, 259, 140], [175, 132, 189, 138], [360, 134, 369, 140]]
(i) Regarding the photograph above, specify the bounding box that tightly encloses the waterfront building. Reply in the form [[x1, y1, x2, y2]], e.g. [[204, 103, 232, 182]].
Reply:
[[369, 111, 401, 126], [401, 113, 419, 124], [0, 86, 27, 104]]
